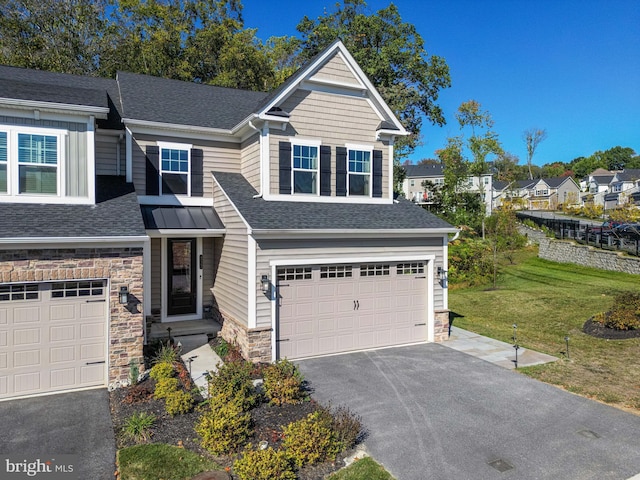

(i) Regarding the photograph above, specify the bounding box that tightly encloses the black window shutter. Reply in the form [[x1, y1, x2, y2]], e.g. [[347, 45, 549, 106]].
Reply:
[[279, 141, 292, 194], [373, 149, 383, 198], [145, 145, 160, 196], [320, 145, 331, 196], [191, 148, 204, 197], [336, 147, 347, 196]]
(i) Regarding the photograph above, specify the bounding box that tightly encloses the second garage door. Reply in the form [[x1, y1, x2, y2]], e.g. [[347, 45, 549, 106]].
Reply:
[[0, 280, 108, 400], [277, 262, 428, 359]]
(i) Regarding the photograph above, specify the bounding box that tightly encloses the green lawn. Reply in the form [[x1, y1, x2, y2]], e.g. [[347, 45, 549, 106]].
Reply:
[[328, 457, 395, 480], [449, 247, 640, 413], [117, 444, 220, 480]]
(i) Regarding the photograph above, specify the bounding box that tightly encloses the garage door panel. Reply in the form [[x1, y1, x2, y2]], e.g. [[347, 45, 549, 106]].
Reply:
[[317, 284, 336, 297], [1, 281, 107, 400], [295, 319, 314, 335], [318, 317, 336, 332], [318, 336, 336, 354], [359, 315, 374, 328]]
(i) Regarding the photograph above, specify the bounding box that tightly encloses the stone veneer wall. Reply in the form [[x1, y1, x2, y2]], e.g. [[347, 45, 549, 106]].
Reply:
[[434, 310, 450, 343], [218, 311, 272, 363], [0, 247, 144, 386], [538, 237, 640, 275]]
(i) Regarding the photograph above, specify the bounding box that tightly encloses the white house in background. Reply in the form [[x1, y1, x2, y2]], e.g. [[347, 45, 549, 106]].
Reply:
[[581, 168, 640, 207], [402, 164, 493, 215]]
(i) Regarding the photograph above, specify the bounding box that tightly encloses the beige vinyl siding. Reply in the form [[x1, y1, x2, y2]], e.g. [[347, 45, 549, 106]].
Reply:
[[268, 90, 389, 198], [95, 133, 124, 176], [254, 236, 446, 329], [212, 182, 249, 327], [0, 115, 88, 197], [151, 237, 161, 312], [309, 53, 360, 85], [131, 133, 241, 196], [202, 237, 215, 308], [240, 134, 260, 191]]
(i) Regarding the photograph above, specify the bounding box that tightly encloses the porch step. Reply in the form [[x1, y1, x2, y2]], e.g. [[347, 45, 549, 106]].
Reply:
[[148, 319, 221, 341]]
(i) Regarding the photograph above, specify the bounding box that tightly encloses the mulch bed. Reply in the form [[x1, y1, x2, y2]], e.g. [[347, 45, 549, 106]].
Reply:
[[582, 318, 640, 340], [109, 368, 346, 479]]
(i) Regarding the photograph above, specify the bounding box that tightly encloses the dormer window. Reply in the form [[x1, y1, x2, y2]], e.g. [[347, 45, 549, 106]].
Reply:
[[158, 142, 191, 195]]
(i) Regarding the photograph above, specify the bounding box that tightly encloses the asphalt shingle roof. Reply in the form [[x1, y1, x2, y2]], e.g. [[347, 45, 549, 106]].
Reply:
[[213, 172, 454, 231], [0, 176, 146, 238], [116, 72, 268, 130], [403, 164, 444, 178]]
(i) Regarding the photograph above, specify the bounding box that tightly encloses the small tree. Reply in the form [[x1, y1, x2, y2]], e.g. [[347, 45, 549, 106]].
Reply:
[[485, 209, 526, 288]]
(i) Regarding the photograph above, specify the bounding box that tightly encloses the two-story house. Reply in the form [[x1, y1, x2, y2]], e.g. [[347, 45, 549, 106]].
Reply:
[[525, 177, 580, 210], [0, 40, 456, 400]]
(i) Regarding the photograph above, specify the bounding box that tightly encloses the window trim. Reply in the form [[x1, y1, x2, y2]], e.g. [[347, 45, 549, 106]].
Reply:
[[157, 141, 192, 197], [290, 138, 321, 196], [346, 143, 373, 198], [0, 125, 66, 198]]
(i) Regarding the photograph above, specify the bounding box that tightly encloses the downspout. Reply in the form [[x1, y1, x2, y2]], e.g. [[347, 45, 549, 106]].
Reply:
[[116, 133, 123, 176], [248, 120, 263, 199]]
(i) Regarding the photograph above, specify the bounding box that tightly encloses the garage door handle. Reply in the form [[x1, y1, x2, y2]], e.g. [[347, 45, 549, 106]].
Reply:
[[415, 323, 426, 326], [85, 361, 106, 365], [415, 276, 426, 279], [357, 300, 360, 310], [86, 299, 106, 303], [277, 339, 290, 342]]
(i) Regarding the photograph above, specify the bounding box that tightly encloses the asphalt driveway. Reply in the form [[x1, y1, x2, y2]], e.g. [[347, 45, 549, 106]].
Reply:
[[297, 344, 640, 480], [0, 389, 116, 479]]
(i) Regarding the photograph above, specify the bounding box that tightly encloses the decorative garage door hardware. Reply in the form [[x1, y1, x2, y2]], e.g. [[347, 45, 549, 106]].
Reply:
[[353, 300, 360, 310]]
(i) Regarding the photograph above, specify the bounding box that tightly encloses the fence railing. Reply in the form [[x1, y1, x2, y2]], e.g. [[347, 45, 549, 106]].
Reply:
[[516, 212, 640, 257]]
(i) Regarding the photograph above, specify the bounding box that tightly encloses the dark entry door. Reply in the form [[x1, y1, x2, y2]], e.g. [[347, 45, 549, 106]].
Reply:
[[168, 238, 197, 315]]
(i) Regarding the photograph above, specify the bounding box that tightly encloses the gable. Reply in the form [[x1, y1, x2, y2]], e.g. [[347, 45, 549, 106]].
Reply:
[[308, 52, 364, 88]]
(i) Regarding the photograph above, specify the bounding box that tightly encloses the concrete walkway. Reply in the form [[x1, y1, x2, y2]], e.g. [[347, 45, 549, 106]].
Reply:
[[445, 326, 558, 369], [175, 334, 222, 398]]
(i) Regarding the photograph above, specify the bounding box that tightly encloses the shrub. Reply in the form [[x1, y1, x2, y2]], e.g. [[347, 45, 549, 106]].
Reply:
[[321, 405, 363, 451], [594, 292, 640, 330], [152, 341, 179, 365], [174, 361, 194, 390], [263, 359, 307, 406], [282, 411, 342, 468], [128, 361, 140, 385], [154, 377, 179, 399], [196, 392, 253, 455], [122, 412, 155, 443], [233, 445, 296, 480], [165, 389, 194, 416], [123, 382, 154, 404], [207, 360, 257, 410], [149, 361, 175, 381], [212, 337, 230, 358]]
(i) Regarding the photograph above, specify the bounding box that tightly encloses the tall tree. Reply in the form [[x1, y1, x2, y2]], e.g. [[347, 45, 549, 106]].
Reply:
[[456, 100, 502, 177], [523, 128, 547, 180], [294, 0, 450, 160]]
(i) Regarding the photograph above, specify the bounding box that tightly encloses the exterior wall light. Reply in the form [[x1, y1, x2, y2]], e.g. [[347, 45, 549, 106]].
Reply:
[[437, 266, 447, 279], [261, 275, 270, 294], [119, 285, 129, 305]]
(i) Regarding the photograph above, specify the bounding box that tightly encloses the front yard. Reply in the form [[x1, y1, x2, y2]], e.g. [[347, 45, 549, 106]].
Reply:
[[449, 248, 640, 413]]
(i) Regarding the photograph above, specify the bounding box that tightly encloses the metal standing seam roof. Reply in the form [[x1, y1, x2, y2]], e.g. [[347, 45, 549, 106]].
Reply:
[[140, 206, 225, 230], [212, 171, 455, 232]]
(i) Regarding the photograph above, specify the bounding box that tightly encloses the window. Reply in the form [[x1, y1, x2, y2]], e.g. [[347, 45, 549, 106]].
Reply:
[[292, 144, 318, 194], [0, 284, 39, 301], [320, 265, 352, 279], [360, 264, 390, 276], [434, 178, 444, 186], [0, 132, 6, 193], [159, 142, 191, 195], [277, 267, 312, 281], [347, 148, 371, 196], [18, 133, 58, 194], [51, 280, 105, 298], [410, 180, 415, 187], [535, 189, 549, 196], [397, 262, 424, 275], [484, 176, 489, 185]]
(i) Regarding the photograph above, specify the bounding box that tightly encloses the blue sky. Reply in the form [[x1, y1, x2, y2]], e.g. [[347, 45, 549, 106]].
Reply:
[[242, 0, 639, 166]]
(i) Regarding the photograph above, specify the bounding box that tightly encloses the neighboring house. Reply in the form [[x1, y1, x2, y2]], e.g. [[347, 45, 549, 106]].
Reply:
[[402, 164, 493, 215], [0, 40, 456, 400], [581, 168, 640, 207], [525, 177, 580, 210]]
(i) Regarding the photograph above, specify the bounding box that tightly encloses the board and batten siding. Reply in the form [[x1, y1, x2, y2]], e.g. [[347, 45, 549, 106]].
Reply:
[[150, 237, 162, 312], [268, 89, 389, 198], [0, 115, 88, 197], [212, 182, 249, 326], [95, 133, 124, 176], [240, 134, 261, 191], [131, 134, 241, 197], [202, 237, 215, 308], [254, 236, 446, 329], [309, 52, 361, 86]]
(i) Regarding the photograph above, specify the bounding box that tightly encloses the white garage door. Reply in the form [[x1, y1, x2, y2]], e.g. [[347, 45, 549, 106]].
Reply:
[[277, 262, 428, 359], [0, 281, 108, 400]]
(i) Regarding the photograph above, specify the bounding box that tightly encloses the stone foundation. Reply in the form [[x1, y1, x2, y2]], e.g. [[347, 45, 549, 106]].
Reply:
[[434, 310, 450, 343], [218, 311, 272, 363], [0, 247, 144, 386]]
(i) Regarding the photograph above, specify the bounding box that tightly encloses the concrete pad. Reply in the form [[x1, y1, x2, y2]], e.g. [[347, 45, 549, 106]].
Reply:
[[177, 335, 222, 398]]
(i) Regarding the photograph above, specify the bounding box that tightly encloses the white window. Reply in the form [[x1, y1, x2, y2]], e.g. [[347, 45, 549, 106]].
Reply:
[[435, 178, 444, 186], [536, 189, 549, 196], [397, 262, 424, 275], [484, 176, 489, 184], [292, 144, 318, 194], [159, 142, 191, 195], [347, 146, 372, 196], [320, 265, 352, 279], [0, 126, 65, 197], [277, 267, 312, 281], [410, 180, 415, 186]]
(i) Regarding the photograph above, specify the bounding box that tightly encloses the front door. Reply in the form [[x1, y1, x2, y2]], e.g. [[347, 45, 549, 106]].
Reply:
[[167, 238, 197, 316]]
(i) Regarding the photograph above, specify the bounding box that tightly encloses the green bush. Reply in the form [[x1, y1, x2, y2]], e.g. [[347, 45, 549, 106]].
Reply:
[[212, 337, 230, 358], [282, 411, 342, 468], [149, 361, 175, 381], [152, 341, 179, 364], [207, 360, 257, 410], [196, 392, 253, 455], [165, 389, 194, 416], [321, 405, 362, 451], [233, 445, 296, 480], [263, 359, 307, 406], [122, 412, 155, 443], [154, 377, 179, 399], [594, 293, 640, 330]]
